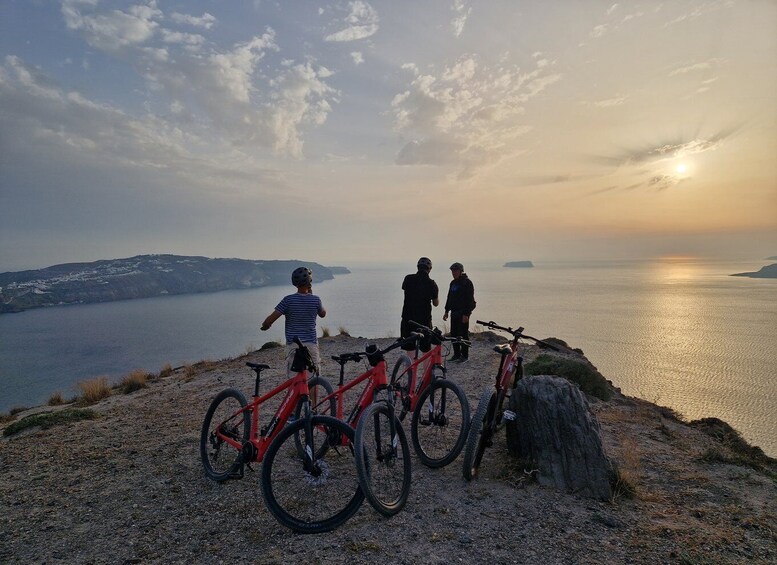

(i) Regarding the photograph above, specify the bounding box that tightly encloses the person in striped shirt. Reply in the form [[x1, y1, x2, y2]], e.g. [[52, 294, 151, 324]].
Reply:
[[261, 267, 327, 375]]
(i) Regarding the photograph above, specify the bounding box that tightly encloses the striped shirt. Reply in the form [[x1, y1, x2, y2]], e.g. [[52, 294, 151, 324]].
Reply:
[[275, 292, 323, 344]]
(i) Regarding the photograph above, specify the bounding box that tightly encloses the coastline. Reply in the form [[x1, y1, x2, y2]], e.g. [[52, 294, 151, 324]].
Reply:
[[2, 333, 775, 563]]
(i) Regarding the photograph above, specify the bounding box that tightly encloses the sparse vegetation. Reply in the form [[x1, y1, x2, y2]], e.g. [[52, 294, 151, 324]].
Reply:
[[47, 392, 66, 406], [120, 370, 150, 394], [524, 354, 612, 400], [158, 363, 173, 378], [77, 376, 112, 404], [2, 408, 98, 437], [260, 341, 282, 351], [0, 412, 15, 424], [611, 436, 640, 500], [183, 365, 196, 381], [337, 326, 350, 336], [321, 326, 331, 338], [10, 406, 29, 415]]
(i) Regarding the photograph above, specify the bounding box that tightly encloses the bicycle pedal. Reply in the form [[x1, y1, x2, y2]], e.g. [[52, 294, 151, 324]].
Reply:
[[502, 410, 517, 422]]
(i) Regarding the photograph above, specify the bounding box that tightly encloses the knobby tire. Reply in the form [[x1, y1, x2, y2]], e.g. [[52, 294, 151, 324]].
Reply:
[[200, 388, 249, 482], [410, 379, 470, 468]]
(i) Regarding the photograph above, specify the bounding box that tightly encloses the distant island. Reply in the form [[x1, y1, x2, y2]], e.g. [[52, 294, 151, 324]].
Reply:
[[504, 261, 534, 268], [327, 266, 351, 275], [731, 263, 777, 279], [0, 255, 340, 314], [767, 256, 777, 260]]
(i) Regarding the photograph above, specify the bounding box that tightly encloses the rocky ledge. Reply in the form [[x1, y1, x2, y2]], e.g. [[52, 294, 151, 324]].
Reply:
[[0, 333, 774, 564]]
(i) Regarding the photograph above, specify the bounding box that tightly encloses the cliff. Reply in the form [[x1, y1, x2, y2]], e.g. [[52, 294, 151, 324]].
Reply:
[[0, 255, 336, 314], [1, 333, 774, 563]]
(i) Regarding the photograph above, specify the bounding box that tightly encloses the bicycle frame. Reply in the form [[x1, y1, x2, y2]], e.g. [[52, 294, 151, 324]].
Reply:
[[214, 367, 311, 463], [315, 361, 389, 429], [394, 342, 445, 413]]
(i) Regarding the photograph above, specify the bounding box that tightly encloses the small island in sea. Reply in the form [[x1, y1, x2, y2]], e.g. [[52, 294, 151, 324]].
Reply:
[[731, 263, 777, 279], [0, 254, 343, 314], [504, 260, 534, 268]]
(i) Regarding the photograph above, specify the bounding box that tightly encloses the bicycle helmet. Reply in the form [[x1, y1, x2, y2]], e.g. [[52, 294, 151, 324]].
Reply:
[[417, 257, 432, 271], [449, 262, 464, 271], [291, 267, 313, 287]]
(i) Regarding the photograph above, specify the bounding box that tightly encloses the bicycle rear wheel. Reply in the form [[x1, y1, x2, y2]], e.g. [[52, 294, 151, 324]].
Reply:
[[354, 401, 412, 517], [200, 388, 249, 481], [410, 379, 470, 468], [462, 387, 496, 481], [262, 415, 363, 533]]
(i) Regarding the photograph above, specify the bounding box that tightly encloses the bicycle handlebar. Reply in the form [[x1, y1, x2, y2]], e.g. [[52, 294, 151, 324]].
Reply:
[[331, 334, 422, 365], [475, 320, 559, 351], [407, 320, 470, 345]]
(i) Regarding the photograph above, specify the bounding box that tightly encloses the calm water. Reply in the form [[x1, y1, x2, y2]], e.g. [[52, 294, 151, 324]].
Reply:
[[1, 259, 775, 456]]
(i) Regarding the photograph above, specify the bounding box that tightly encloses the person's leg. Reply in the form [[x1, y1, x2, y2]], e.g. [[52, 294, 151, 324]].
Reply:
[[450, 314, 462, 360], [459, 317, 470, 361]]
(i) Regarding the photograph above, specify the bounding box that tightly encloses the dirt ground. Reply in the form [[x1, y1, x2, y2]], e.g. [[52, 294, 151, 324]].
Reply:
[[1, 332, 775, 564]]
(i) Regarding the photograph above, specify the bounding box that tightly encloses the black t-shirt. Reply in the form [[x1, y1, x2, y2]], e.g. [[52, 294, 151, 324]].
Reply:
[[401, 271, 439, 323]]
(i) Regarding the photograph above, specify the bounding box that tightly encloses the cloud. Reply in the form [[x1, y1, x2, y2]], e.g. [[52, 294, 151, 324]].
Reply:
[[392, 54, 560, 178], [61, 0, 162, 51], [669, 58, 725, 76], [451, 0, 472, 38], [170, 11, 216, 29], [595, 95, 626, 107], [324, 1, 379, 42], [351, 51, 364, 65]]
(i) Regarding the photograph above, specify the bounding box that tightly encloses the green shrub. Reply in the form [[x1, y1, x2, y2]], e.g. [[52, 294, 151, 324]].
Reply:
[[524, 354, 612, 401], [3, 408, 98, 437], [259, 341, 283, 351]]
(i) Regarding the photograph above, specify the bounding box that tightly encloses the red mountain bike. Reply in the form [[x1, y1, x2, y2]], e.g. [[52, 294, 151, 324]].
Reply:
[[390, 321, 471, 468], [462, 320, 558, 481], [199, 338, 363, 533], [314, 336, 418, 516]]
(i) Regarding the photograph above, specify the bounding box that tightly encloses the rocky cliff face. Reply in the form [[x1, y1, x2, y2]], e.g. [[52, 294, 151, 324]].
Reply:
[[0, 255, 335, 313]]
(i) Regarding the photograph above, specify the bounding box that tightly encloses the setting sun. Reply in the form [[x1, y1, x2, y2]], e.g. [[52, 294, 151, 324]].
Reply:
[[676, 163, 688, 174]]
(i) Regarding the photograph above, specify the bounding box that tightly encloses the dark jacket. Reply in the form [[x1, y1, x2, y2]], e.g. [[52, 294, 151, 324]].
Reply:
[[401, 270, 439, 323], [445, 273, 476, 315]]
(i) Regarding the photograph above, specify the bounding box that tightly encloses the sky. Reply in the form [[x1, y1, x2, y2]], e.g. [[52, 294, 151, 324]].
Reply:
[[1, 0, 776, 271]]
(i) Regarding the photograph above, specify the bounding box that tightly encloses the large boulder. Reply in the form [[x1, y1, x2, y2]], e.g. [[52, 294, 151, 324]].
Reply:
[[506, 375, 613, 500]]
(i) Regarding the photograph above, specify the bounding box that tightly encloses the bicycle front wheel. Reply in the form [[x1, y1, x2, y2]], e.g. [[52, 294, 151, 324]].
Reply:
[[391, 354, 413, 420], [200, 388, 249, 482], [355, 401, 412, 517], [462, 387, 496, 481], [261, 415, 363, 533], [294, 375, 336, 459], [410, 379, 470, 468]]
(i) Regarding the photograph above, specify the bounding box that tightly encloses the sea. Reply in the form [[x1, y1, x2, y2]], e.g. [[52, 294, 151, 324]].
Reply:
[[1, 258, 775, 457]]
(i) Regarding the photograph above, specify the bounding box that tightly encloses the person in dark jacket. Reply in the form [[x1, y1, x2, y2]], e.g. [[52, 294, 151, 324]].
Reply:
[[443, 262, 476, 362], [401, 257, 439, 351]]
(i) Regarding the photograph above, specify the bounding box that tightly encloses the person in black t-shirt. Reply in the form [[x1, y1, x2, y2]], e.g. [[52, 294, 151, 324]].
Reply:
[[443, 262, 476, 362], [400, 257, 439, 351]]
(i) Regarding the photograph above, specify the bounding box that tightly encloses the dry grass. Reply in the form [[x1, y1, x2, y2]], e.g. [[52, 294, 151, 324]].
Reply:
[[338, 326, 350, 336], [47, 392, 66, 406], [611, 434, 641, 500], [77, 376, 112, 404], [182, 364, 196, 382], [120, 369, 150, 394], [158, 363, 173, 378], [321, 326, 331, 338]]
